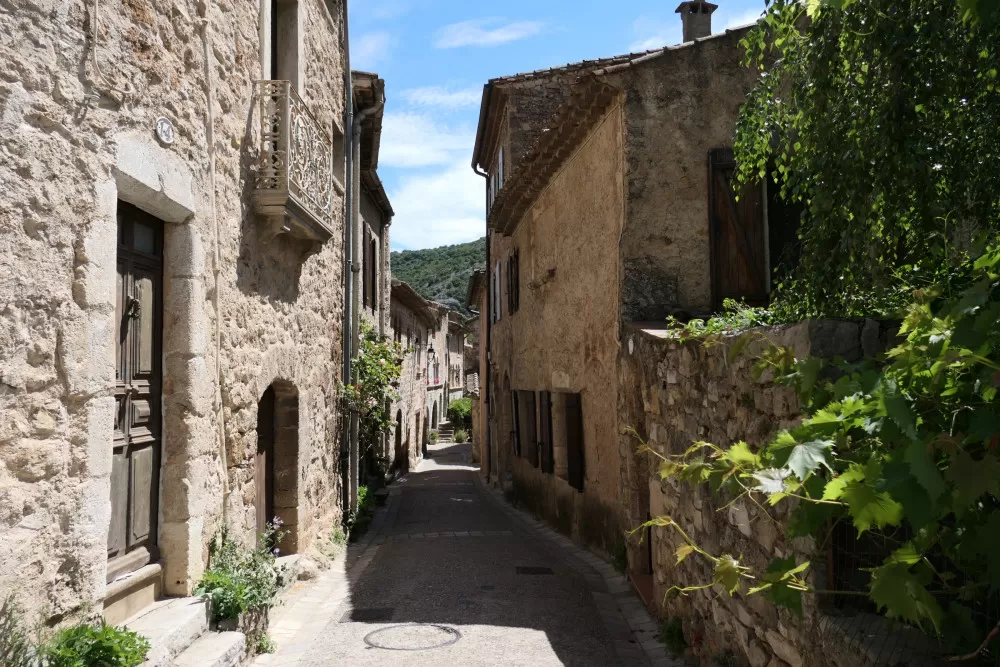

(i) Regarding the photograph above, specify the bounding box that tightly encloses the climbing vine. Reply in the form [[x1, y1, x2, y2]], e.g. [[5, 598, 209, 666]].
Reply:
[[342, 322, 405, 475], [639, 247, 1000, 657], [734, 0, 1000, 319]]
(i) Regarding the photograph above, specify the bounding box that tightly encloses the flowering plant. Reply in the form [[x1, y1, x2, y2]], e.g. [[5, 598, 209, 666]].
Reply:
[[341, 322, 405, 468]]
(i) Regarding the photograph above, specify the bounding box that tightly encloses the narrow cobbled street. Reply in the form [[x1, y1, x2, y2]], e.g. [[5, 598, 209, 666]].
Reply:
[[252, 440, 674, 667]]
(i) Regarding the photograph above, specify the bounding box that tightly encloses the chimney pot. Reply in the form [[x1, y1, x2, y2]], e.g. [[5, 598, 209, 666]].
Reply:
[[675, 0, 719, 42]]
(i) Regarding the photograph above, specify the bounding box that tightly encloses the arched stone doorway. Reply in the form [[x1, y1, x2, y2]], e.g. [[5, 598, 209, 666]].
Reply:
[[256, 380, 299, 553]]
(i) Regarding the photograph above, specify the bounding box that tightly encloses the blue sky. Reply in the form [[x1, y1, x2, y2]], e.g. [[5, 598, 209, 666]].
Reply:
[[349, 0, 766, 251]]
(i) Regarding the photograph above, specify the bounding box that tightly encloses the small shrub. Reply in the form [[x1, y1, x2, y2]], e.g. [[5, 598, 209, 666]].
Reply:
[[255, 634, 276, 654], [0, 596, 41, 667], [453, 429, 468, 443], [346, 486, 376, 540], [447, 398, 473, 430], [43, 621, 150, 667], [659, 617, 686, 658], [331, 527, 347, 547], [429, 430, 439, 443], [195, 521, 286, 622]]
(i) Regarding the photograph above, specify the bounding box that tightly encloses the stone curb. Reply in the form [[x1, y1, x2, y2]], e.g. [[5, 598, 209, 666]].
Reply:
[[471, 473, 685, 667]]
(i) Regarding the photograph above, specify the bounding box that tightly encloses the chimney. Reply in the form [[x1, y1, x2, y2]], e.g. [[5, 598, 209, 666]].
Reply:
[[675, 0, 718, 42]]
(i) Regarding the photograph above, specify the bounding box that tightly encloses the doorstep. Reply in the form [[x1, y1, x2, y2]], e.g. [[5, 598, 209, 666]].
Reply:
[[103, 562, 163, 626]]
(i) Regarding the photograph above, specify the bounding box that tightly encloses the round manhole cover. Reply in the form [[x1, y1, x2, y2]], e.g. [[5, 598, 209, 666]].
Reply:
[[363, 623, 462, 651]]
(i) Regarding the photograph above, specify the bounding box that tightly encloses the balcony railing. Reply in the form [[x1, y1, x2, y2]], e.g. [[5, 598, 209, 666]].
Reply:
[[253, 81, 340, 249]]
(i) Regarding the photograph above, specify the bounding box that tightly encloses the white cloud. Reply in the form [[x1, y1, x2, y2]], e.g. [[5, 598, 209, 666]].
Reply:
[[716, 4, 765, 29], [628, 17, 678, 51], [434, 19, 543, 49], [401, 86, 483, 109], [352, 31, 392, 70], [379, 112, 476, 168], [389, 161, 485, 250]]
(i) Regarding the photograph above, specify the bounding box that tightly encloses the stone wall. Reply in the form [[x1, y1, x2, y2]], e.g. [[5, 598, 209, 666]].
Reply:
[[0, 0, 347, 622], [488, 103, 627, 555], [617, 320, 899, 667]]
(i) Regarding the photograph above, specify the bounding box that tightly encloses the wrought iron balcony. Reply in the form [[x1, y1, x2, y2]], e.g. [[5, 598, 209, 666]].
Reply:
[[253, 81, 343, 249]]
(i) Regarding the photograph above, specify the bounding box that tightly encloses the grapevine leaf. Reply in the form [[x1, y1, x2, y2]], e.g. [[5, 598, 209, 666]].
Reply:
[[946, 449, 1000, 511], [785, 439, 835, 481], [822, 463, 865, 500], [840, 480, 903, 535], [869, 563, 944, 633], [753, 468, 790, 494], [722, 441, 760, 467], [882, 386, 918, 441], [903, 440, 945, 504], [787, 501, 838, 538], [713, 555, 744, 594], [676, 544, 695, 565]]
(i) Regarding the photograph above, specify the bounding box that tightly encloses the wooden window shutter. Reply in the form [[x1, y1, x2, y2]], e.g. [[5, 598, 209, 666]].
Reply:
[[514, 249, 520, 311], [708, 148, 768, 311], [510, 390, 520, 456], [539, 391, 553, 474], [565, 393, 584, 491]]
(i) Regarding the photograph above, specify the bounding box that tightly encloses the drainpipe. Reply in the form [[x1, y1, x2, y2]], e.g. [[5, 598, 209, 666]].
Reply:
[[341, 0, 354, 516], [349, 87, 384, 512]]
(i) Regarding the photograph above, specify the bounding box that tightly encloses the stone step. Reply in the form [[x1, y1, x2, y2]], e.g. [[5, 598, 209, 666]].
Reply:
[[126, 597, 210, 667], [171, 631, 246, 667]]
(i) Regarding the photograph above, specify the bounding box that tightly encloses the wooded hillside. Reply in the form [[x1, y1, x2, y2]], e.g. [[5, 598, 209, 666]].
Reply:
[[390, 237, 486, 313]]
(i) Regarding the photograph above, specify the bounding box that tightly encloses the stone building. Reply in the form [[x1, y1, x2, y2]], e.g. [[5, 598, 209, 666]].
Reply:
[[388, 279, 436, 471], [0, 0, 387, 630], [473, 1, 762, 555], [471, 6, 907, 665], [353, 71, 392, 336], [445, 311, 467, 406], [424, 304, 449, 432]]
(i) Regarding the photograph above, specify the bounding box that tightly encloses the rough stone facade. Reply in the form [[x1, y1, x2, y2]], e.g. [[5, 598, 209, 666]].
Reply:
[[486, 103, 628, 555], [425, 307, 449, 431], [0, 0, 349, 624], [388, 280, 433, 471], [609, 29, 759, 320], [617, 320, 903, 667]]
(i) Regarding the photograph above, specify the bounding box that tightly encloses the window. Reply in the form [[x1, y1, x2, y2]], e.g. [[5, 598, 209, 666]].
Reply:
[[362, 227, 370, 309], [269, 0, 301, 89], [552, 393, 584, 491], [491, 260, 502, 324], [370, 237, 378, 312], [507, 249, 520, 315], [565, 393, 585, 491], [539, 391, 553, 474], [516, 391, 538, 467], [486, 146, 505, 212], [510, 390, 520, 457]]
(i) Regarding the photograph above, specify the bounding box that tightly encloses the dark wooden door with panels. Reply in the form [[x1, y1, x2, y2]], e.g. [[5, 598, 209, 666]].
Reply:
[[108, 202, 164, 582]]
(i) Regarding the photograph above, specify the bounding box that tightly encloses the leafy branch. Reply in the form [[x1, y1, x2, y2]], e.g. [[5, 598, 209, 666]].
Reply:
[[639, 247, 1000, 657]]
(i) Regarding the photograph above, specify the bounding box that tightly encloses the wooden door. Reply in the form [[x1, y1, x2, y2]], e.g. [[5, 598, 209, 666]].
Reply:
[[256, 386, 276, 540], [108, 203, 163, 582], [708, 148, 768, 310]]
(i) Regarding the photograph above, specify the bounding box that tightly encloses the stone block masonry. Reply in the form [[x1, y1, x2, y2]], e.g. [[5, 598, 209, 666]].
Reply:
[[0, 0, 349, 624], [618, 319, 902, 667]]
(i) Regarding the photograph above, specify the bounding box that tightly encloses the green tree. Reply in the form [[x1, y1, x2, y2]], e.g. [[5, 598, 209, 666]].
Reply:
[[736, 0, 1000, 318]]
